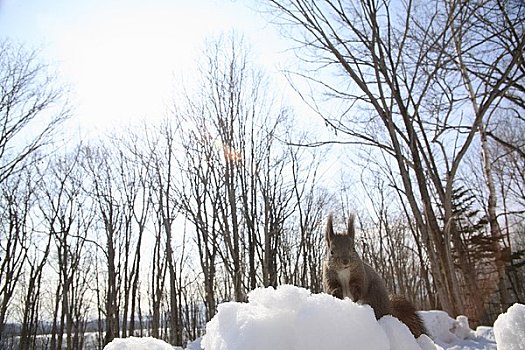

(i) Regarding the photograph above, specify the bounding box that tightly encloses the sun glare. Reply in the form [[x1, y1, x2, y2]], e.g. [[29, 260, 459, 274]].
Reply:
[[58, 9, 199, 129], [0, 0, 297, 133], [54, 1, 255, 131]]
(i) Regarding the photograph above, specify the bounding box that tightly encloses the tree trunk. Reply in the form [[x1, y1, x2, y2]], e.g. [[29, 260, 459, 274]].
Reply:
[[480, 122, 512, 309]]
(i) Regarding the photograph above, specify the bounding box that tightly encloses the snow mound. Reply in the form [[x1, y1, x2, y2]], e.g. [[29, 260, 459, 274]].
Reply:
[[418, 310, 497, 350], [494, 303, 525, 350], [100, 286, 505, 350], [202, 284, 422, 350], [186, 338, 202, 350], [419, 310, 473, 344], [377, 315, 453, 350], [103, 336, 175, 350]]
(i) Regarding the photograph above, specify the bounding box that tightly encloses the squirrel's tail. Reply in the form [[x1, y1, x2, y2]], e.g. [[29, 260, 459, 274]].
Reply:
[[389, 295, 427, 338]]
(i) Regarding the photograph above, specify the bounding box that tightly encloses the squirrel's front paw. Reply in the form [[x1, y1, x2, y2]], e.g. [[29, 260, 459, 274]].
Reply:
[[349, 285, 361, 301], [330, 287, 343, 299]]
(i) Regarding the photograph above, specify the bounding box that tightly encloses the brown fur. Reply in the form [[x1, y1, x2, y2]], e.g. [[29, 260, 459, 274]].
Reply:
[[322, 214, 426, 337], [390, 295, 426, 337]]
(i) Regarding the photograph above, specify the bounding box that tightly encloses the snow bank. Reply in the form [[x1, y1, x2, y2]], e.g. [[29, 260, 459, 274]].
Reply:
[[378, 315, 429, 350], [100, 285, 507, 350], [103, 336, 174, 350], [419, 310, 473, 345], [406, 310, 497, 350], [186, 338, 202, 350], [494, 303, 525, 350], [202, 284, 421, 350]]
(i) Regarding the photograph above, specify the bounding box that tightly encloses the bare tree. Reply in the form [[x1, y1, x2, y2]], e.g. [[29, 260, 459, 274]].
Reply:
[[358, 173, 431, 307], [173, 34, 313, 311], [0, 169, 33, 344], [37, 148, 94, 350], [149, 121, 184, 345], [18, 231, 52, 350], [173, 115, 220, 321], [149, 207, 167, 340], [0, 40, 69, 184], [284, 143, 329, 291], [477, 116, 525, 314], [0, 40, 68, 344], [82, 145, 123, 346], [118, 129, 155, 337], [265, 0, 524, 317]]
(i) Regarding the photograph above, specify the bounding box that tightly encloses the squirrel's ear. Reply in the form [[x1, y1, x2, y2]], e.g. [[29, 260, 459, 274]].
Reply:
[[325, 214, 334, 243], [347, 213, 356, 245]]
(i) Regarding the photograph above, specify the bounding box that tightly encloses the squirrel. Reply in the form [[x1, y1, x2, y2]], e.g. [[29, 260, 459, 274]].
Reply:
[[322, 213, 426, 338]]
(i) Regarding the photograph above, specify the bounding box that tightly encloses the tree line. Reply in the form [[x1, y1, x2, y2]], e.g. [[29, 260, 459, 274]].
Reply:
[[1, 0, 525, 348]]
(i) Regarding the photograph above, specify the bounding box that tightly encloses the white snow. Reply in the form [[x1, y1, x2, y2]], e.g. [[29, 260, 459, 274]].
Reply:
[[202, 284, 388, 350], [103, 336, 175, 350], [186, 338, 202, 350], [419, 310, 472, 345], [493, 303, 525, 350], [378, 315, 422, 350], [417, 310, 498, 350], [201, 285, 497, 350], [101, 286, 523, 350]]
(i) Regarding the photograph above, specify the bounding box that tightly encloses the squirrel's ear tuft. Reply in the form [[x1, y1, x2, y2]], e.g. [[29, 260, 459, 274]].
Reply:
[[325, 214, 335, 243], [347, 213, 356, 244]]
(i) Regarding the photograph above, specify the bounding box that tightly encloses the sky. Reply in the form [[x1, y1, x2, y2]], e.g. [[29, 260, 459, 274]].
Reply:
[[0, 0, 295, 134], [0, 0, 344, 194]]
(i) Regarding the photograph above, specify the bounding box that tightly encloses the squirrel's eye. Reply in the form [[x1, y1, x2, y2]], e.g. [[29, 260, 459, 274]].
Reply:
[[330, 250, 334, 255]]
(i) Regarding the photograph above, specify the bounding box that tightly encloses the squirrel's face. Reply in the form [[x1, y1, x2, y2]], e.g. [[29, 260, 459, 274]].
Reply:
[[326, 234, 358, 268], [325, 214, 359, 268]]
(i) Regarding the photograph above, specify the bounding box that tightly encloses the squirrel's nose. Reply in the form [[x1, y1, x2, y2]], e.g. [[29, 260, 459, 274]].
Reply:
[[342, 258, 349, 265]]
